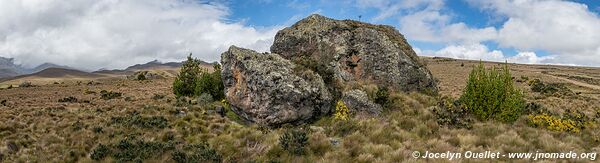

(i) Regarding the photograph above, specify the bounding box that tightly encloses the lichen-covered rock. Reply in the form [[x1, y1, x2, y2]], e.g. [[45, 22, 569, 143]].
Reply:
[[271, 14, 437, 93], [221, 46, 332, 127], [342, 89, 382, 116]]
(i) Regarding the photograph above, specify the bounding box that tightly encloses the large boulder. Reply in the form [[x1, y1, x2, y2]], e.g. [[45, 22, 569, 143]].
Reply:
[[221, 46, 332, 127], [271, 14, 437, 93]]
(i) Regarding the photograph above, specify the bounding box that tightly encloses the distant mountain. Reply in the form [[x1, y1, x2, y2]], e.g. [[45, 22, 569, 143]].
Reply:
[[0, 57, 78, 79], [30, 63, 75, 74], [16, 67, 103, 79], [124, 60, 188, 71], [0, 57, 27, 78], [1, 57, 213, 80]]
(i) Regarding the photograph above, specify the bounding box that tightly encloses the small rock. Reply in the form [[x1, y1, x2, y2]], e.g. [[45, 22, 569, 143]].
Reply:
[[309, 126, 325, 133], [177, 111, 186, 117], [6, 141, 18, 153], [215, 105, 226, 117], [329, 138, 340, 146]]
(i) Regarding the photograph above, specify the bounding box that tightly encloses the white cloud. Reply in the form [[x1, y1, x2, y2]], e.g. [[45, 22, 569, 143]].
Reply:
[[371, 0, 600, 66], [398, 10, 497, 43], [507, 51, 553, 64], [465, 0, 600, 66], [468, 0, 600, 54], [359, 0, 497, 44], [418, 43, 553, 65], [356, 0, 444, 21], [0, 0, 282, 70], [421, 43, 505, 62]]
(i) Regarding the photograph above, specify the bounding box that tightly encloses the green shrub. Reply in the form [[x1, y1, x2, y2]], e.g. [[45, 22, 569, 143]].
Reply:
[[100, 90, 122, 100], [171, 143, 222, 163], [136, 72, 147, 80], [433, 96, 473, 129], [58, 96, 78, 103], [90, 144, 111, 160], [528, 79, 572, 95], [460, 62, 525, 123], [292, 56, 341, 99], [92, 126, 103, 133], [194, 64, 225, 100], [523, 102, 549, 115], [173, 54, 225, 100], [112, 137, 175, 162], [374, 86, 390, 107], [279, 129, 308, 155], [19, 81, 33, 87], [173, 54, 203, 97]]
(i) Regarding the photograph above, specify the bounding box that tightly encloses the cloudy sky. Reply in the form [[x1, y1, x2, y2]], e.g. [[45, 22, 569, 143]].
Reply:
[[1, 0, 600, 70]]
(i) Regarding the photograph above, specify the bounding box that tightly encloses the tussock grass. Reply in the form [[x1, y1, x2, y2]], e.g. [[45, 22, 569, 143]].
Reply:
[[0, 75, 598, 162]]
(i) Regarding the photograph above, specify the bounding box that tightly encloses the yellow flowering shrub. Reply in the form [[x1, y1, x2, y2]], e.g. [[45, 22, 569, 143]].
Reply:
[[334, 100, 349, 121], [221, 99, 228, 105], [528, 114, 580, 133]]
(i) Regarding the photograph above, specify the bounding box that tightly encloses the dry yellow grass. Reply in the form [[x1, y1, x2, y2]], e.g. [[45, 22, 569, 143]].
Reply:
[[0, 58, 598, 162]]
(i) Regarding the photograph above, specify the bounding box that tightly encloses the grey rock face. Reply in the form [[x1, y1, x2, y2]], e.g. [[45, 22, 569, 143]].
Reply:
[[271, 14, 437, 93], [342, 89, 382, 116], [221, 46, 332, 127]]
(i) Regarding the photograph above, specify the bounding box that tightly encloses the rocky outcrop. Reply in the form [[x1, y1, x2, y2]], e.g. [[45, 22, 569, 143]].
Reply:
[[220, 14, 439, 127], [271, 14, 437, 93], [221, 46, 332, 127], [342, 89, 382, 116]]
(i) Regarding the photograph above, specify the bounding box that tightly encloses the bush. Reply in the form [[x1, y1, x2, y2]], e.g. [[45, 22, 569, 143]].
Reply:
[[432, 96, 473, 129], [279, 129, 308, 155], [90, 144, 111, 160], [173, 54, 225, 100], [334, 100, 349, 121], [528, 114, 580, 133], [292, 56, 341, 99], [58, 96, 78, 103], [171, 143, 222, 163], [194, 64, 225, 100], [196, 93, 213, 106], [374, 87, 390, 107], [111, 137, 175, 162], [528, 79, 572, 95], [19, 81, 33, 87], [173, 54, 204, 97], [100, 90, 122, 100], [136, 72, 147, 80], [460, 62, 525, 123]]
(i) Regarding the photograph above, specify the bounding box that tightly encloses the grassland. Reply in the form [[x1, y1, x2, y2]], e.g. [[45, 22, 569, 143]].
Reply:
[[0, 58, 599, 162]]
